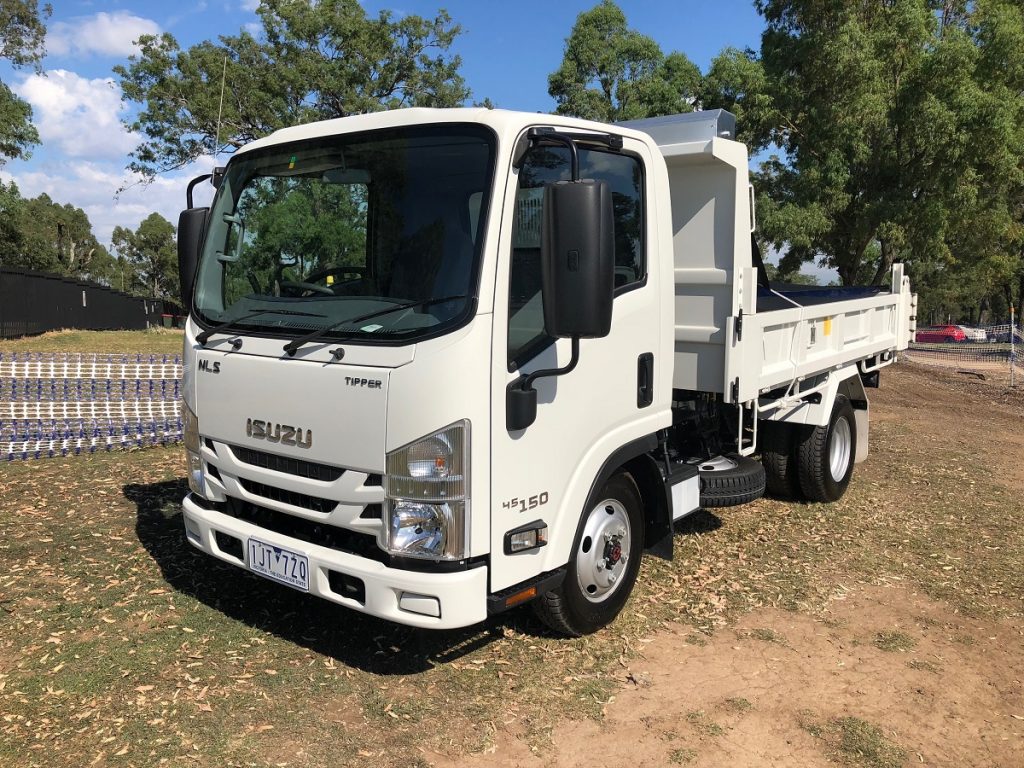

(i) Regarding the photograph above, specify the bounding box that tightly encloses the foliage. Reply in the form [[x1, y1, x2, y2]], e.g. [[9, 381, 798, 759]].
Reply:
[[0, 0, 50, 165], [0, 189, 107, 278], [111, 213, 178, 299], [548, 0, 700, 121], [723, 0, 1024, 310], [0, 178, 23, 253], [115, 0, 469, 177], [699, 47, 783, 150], [764, 262, 818, 286]]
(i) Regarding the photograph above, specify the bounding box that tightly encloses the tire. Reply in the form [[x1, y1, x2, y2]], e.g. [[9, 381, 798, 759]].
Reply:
[[760, 421, 803, 500], [533, 472, 644, 637], [796, 395, 857, 502], [698, 453, 766, 508]]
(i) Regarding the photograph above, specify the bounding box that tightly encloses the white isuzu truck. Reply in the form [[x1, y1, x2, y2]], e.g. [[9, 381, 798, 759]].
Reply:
[[176, 107, 915, 636]]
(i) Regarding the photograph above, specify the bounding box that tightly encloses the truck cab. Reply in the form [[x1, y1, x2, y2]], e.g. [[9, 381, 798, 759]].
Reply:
[[177, 107, 914, 635]]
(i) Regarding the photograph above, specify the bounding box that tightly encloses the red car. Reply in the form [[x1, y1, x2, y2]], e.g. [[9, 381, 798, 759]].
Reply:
[[915, 325, 967, 343]]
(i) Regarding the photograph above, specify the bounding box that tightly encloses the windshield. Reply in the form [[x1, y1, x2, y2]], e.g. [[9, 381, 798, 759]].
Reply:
[[193, 123, 496, 343]]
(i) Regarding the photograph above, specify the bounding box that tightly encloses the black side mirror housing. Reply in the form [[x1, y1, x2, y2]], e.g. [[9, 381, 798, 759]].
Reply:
[[177, 207, 208, 312], [541, 179, 615, 339], [506, 179, 614, 432]]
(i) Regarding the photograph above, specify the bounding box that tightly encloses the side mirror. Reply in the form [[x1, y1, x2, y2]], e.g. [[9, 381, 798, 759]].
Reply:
[[506, 179, 615, 432], [177, 207, 208, 312], [541, 179, 615, 339]]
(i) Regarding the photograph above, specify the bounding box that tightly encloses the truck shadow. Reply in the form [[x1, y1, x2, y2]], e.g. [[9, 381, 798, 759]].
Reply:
[[126, 481, 727, 673], [675, 509, 723, 536], [125, 479, 532, 675]]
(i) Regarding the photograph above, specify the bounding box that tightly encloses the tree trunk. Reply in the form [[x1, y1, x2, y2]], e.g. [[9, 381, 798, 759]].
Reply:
[[870, 239, 894, 286]]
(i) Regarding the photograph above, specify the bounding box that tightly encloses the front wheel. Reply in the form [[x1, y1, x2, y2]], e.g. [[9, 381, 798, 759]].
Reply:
[[533, 472, 644, 636]]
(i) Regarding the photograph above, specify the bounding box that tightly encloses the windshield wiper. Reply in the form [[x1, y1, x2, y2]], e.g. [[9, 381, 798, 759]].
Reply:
[[197, 308, 327, 345], [282, 294, 470, 356]]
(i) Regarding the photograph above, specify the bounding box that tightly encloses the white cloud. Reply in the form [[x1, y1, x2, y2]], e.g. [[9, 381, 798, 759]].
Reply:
[[240, 0, 260, 11], [13, 69, 138, 160], [3, 157, 218, 247], [48, 12, 160, 58]]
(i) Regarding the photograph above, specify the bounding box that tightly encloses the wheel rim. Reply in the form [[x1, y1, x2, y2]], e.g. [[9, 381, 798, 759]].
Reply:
[[575, 498, 632, 603], [829, 417, 852, 482]]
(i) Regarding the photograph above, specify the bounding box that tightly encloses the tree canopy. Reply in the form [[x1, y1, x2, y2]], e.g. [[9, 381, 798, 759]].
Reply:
[[0, 0, 49, 166], [116, 0, 470, 177], [548, 0, 701, 121], [742, 0, 1023, 298], [548, 1, 1024, 321], [111, 213, 178, 299], [0, 182, 123, 288]]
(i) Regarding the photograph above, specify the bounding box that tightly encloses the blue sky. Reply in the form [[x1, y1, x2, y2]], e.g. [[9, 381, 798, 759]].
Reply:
[[0, 0, 766, 249]]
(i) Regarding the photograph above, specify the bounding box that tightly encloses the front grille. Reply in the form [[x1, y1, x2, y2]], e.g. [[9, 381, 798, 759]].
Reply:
[[236, 477, 336, 513], [230, 444, 344, 482], [223, 498, 386, 563]]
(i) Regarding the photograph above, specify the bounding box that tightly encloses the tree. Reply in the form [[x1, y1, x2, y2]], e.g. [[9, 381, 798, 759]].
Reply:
[[548, 1, 700, 121], [116, 0, 469, 178], [723, 0, 1024, 290], [0, 0, 50, 166], [0, 179, 23, 256], [6, 193, 102, 275], [111, 213, 178, 299]]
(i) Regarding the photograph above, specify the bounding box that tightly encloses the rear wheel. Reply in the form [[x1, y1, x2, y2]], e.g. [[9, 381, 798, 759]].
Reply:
[[533, 472, 644, 637], [760, 421, 803, 500], [796, 395, 857, 502]]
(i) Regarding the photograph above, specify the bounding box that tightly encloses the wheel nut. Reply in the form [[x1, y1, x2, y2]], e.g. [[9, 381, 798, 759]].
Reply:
[[608, 573, 617, 584]]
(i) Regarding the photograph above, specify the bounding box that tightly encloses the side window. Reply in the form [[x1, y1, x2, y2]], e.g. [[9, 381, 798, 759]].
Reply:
[[508, 144, 645, 365]]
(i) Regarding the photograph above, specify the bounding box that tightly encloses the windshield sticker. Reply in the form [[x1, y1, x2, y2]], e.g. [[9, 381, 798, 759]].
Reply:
[[360, 324, 384, 332]]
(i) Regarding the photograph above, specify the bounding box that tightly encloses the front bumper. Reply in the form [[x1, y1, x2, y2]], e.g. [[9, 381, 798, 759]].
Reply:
[[181, 494, 488, 629]]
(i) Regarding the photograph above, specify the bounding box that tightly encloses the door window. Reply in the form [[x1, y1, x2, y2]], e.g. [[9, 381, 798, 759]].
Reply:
[[508, 144, 645, 366]]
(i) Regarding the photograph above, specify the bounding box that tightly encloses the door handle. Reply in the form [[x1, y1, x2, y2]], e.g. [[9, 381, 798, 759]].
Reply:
[[637, 353, 654, 408]]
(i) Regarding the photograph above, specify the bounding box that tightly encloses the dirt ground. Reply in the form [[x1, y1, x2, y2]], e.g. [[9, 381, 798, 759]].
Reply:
[[2, 358, 1023, 768], [438, 362, 1024, 768], [450, 586, 1023, 768]]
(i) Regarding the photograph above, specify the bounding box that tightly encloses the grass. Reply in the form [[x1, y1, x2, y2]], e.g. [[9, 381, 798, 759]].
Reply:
[[873, 630, 916, 653], [668, 747, 697, 764], [834, 717, 907, 768], [724, 697, 753, 713], [0, 363, 1022, 766], [801, 714, 906, 768], [0, 328, 184, 355], [747, 627, 787, 645], [685, 710, 725, 737]]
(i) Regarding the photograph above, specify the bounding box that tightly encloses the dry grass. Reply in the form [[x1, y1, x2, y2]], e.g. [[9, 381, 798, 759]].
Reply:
[[0, 328, 184, 355], [0, 362, 1022, 766]]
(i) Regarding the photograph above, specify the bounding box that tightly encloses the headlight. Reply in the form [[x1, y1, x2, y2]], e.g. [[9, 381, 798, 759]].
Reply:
[[183, 403, 206, 498], [381, 421, 469, 561]]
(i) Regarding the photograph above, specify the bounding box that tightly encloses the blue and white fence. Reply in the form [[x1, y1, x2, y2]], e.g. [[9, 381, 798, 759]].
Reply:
[[1, 353, 182, 461]]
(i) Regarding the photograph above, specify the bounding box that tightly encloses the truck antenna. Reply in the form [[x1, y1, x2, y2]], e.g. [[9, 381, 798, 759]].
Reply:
[[214, 54, 228, 159]]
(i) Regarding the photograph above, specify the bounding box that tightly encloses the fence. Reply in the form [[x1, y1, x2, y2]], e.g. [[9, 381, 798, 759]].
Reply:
[[1, 352, 182, 461], [0, 267, 163, 339], [905, 323, 1023, 384]]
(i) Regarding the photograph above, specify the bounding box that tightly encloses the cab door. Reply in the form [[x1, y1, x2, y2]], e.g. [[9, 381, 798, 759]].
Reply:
[[488, 132, 670, 593]]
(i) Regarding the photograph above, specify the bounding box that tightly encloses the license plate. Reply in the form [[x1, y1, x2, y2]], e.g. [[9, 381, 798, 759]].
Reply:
[[247, 538, 309, 592]]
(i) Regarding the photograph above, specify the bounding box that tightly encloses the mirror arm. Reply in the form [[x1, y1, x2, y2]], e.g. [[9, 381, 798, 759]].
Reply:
[[505, 337, 580, 432], [186, 174, 212, 209], [521, 335, 580, 390], [526, 128, 579, 181]]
